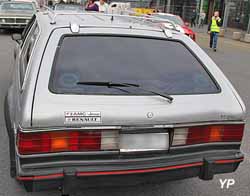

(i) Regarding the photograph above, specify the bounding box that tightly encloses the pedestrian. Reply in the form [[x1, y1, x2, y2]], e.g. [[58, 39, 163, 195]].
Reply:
[[208, 11, 222, 52], [190, 9, 197, 27], [95, 0, 108, 13], [85, 0, 99, 11], [199, 10, 206, 28]]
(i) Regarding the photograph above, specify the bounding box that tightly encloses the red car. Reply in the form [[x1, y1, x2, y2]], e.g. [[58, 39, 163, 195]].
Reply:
[[152, 13, 196, 41]]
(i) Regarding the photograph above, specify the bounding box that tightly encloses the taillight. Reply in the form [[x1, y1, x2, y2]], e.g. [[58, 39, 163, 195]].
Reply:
[[79, 132, 101, 151], [172, 124, 244, 146], [18, 132, 50, 154], [18, 130, 118, 155]]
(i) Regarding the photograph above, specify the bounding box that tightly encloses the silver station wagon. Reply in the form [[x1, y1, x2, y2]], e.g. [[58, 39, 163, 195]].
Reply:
[[4, 10, 246, 194]]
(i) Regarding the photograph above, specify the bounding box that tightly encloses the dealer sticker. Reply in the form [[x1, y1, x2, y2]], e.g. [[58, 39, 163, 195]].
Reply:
[[64, 111, 101, 124]]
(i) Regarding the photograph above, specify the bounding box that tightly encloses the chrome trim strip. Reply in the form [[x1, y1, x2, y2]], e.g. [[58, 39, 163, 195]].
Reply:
[[170, 142, 241, 150], [16, 146, 119, 158], [172, 120, 245, 128], [19, 120, 244, 133], [21, 148, 240, 169], [21, 154, 170, 169], [22, 21, 41, 91], [0, 17, 31, 19], [0, 23, 28, 25], [17, 141, 241, 159], [19, 125, 122, 132]]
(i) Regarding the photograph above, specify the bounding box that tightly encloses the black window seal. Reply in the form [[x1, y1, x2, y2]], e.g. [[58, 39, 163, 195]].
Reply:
[[21, 14, 36, 48], [19, 21, 39, 92], [48, 33, 222, 96]]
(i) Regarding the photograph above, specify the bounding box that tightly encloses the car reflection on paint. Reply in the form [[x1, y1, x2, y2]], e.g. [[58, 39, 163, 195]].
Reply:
[[152, 12, 196, 41]]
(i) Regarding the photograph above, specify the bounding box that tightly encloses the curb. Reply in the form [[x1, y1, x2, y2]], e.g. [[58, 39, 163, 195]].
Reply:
[[197, 32, 250, 44]]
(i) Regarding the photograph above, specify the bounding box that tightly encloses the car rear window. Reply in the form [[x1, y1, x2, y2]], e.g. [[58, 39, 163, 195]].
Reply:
[[1, 2, 34, 11], [49, 35, 220, 95], [55, 4, 83, 11]]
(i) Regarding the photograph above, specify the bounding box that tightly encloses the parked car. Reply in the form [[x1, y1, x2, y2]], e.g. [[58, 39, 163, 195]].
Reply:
[[14, 0, 40, 10], [54, 3, 84, 12], [0, 1, 36, 29], [5, 10, 245, 194], [152, 13, 196, 41]]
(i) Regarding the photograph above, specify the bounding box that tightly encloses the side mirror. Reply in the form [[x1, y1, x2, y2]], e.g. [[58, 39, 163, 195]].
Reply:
[[11, 33, 22, 44], [184, 22, 190, 27]]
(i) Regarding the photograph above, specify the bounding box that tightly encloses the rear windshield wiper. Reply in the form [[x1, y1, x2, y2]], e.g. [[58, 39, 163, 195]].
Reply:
[[76, 81, 174, 103]]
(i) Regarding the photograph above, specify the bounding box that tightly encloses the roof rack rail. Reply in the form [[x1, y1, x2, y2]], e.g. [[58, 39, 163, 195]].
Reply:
[[41, 7, 178, 33], [123, 9, 177, 31]]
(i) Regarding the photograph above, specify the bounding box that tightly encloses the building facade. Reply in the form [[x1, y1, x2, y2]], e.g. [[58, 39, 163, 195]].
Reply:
[[226, 0, 250, 30], [42, 0, 250, 30], [161, 0, 250, 30], [201, 0, 250, 30]]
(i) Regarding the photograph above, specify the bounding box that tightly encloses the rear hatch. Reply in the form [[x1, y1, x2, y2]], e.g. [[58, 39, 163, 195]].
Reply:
[[27, 31, 245, 155], [32, 34, 244, 127]]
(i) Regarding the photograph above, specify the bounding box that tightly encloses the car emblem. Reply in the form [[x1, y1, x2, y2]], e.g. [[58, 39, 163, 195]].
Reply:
[[147, 112, 154, 119]]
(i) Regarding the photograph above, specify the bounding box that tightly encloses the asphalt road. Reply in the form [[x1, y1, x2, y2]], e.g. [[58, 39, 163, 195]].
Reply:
[[0, 31, 250, 196]]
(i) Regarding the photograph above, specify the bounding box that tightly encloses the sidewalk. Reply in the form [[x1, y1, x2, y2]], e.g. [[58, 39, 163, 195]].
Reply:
[[191, 25, 248, 42]]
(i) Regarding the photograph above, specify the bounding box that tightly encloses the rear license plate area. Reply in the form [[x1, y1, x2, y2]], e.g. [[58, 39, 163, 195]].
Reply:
[[119, 132, 169, 152]]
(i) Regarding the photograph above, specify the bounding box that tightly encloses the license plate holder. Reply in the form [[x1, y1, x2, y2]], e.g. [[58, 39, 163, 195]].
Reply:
[[120, 132, 169, 152]]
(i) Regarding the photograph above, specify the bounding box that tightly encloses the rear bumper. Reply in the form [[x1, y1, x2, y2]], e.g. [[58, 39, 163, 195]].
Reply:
[[16, 150, 244, 192]]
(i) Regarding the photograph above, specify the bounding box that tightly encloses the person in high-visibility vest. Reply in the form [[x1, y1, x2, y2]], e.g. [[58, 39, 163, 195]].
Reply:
[[208, 11, 222, 52]]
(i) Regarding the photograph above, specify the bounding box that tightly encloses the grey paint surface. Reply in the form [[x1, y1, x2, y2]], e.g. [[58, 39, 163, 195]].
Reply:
[[8, 12, 245, 130], [0, 16, 250, 195], [0, 30, 249, 196], [33, 27, 244, 128]]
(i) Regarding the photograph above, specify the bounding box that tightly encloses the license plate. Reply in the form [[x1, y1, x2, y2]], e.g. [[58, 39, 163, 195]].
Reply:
[[120, 133, 169, 152]]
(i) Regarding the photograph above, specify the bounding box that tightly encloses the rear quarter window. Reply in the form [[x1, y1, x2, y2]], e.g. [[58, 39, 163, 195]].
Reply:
[[49, 35, 220, 95]]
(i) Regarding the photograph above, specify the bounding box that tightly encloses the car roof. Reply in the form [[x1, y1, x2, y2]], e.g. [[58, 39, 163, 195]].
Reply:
[[2, 1, 33, 3], [36, 11, 181, 36], [55, 3, 82, 6]]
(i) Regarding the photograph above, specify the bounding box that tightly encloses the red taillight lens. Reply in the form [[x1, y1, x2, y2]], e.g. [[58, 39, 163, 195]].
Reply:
[[18, 130, 117, 155], [69, 131, 79, 151], [50, 131, 69, 152], [172, 124, 244, 146], [18, 132, 50, 154], [79, 132, 101, 151], [222, 124, 244, 141]]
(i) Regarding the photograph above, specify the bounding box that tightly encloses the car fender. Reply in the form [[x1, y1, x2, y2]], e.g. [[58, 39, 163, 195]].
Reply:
[[4, 93, 17, 177]]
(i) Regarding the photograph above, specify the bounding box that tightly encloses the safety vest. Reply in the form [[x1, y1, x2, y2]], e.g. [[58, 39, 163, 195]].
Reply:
[[211, 18, 221, 33]]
